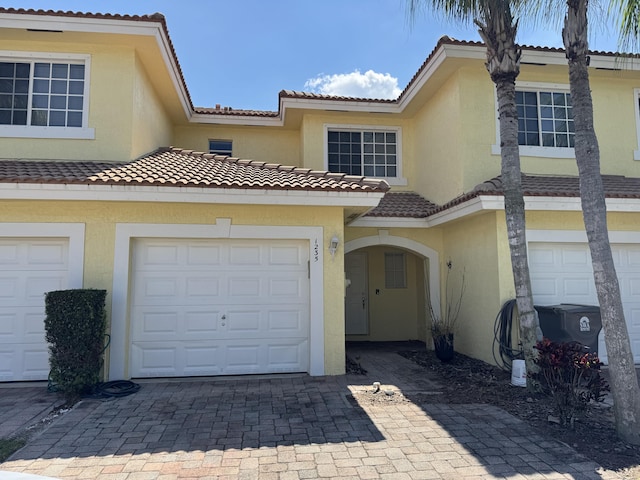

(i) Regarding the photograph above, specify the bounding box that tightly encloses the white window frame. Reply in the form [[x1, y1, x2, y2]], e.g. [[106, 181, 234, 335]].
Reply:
[[384, 251, 406, 289], [324, 124, 407, 186], [0, 50, 94, 139], [492, 82, 575, 159], [633, 88, 640, 161]]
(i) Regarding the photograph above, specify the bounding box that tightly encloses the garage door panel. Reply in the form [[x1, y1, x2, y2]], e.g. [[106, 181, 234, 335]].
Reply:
[[268, 341, 309, 371], [530, 242, 640, 364], [131, 308, 221, 340], [228, 277, 261, 297], [268, 310, 306, 332], [269, 245, 304, 264], [130, 238, 310, 377], [0, 238, 70, 381], [25, 274, 67, 303], [0, 345, 49, 381], [131, 344, 180, 377], [134, 273, 222, 305], [229, 245, 262, 265]]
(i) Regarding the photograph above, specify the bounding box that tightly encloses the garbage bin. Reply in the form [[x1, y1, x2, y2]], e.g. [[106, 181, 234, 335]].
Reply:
[[534, 304, 602, 354]]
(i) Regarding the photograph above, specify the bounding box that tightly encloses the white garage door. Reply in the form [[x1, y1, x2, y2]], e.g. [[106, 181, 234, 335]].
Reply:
[[529, 242, 640, 364], [0, 239, 69, 381], [130, 238, 310, 377]]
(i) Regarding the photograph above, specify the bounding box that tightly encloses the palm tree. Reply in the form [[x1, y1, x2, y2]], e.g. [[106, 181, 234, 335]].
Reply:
[[408, 0, 540, 382], [559, 0, 640, 445]]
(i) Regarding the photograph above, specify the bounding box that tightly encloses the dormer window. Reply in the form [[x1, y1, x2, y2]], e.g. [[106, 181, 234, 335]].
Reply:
[[0, 51, 93, 139]]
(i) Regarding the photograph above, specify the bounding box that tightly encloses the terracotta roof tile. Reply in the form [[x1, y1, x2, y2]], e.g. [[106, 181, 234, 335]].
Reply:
[[0, 147, 389, 193], [366, 192, 437, 218], [279, 90, 397, 104], [431, 174, 640, 215], [365, 174, 640, 219]]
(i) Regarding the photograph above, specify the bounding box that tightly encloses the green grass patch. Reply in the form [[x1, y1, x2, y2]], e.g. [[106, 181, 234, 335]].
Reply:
[[0, 437, 26, 463]]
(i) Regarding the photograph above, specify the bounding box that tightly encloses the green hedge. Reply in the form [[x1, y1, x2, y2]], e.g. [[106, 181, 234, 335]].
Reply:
[[44, 289, 107, 402]]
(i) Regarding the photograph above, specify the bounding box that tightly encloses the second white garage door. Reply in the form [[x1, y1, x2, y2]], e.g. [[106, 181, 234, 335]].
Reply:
[[529, 242, 640, 364], [0, 238, 70, 381], [130, 238, 310, 377]]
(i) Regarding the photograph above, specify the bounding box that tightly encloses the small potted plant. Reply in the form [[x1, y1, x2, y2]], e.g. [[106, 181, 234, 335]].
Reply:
[[429, 260, 465, 362]]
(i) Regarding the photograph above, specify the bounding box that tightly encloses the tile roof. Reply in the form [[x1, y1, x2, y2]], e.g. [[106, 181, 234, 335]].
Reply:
[[475, 174, 640, 198], [0, 147, 389, 193], [365, 174, 640, 219], [432, 174, 640, 215], [366, 192, 437, 218]]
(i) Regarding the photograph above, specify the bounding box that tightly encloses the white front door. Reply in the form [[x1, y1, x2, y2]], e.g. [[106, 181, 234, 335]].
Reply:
[[0, 238, 69, 381], [529, 242, 640, 364], [345, 252, 368, 335], [129, 238, 310, 377]]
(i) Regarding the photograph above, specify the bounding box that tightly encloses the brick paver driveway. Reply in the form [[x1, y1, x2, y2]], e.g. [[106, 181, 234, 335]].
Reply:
[[1, 346, 621, 479]]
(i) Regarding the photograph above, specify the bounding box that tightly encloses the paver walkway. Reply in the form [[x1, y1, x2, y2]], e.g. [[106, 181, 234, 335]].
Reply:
[[0, 345, 622, 479]]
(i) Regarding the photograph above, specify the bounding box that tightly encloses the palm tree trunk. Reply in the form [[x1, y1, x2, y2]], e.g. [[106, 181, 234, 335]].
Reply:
[[495, 79, 540, 382], [564, 0, 640, 445], [478, 0, 540, 386]]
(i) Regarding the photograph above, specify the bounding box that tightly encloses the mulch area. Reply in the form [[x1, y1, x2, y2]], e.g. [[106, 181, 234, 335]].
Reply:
[[348, 348, 640, 479]]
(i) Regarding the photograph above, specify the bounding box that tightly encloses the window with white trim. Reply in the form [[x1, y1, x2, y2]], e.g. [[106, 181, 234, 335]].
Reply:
[[633, 88, 640, 161], [384, 252, 406, 289], [0, 52, 92, 139], [326, 127, 400, 179], [492, 83, 575, 158], [209, 139, 232, 156], [516, 89, 574, 148]]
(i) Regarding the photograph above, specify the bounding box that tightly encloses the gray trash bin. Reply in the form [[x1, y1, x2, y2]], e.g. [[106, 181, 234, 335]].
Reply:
[[534, 304, 602, 354]]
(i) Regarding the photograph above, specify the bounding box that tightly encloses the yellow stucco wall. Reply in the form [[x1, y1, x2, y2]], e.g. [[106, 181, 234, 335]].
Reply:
[[0, 40, 142, 161], [1, 199, 347, 376], [440, 213, 503, 365], [0, 37, 178, 162], [131, 55, 173, 158], [411, 74, 464, 203], [172, 125, 301, 165]]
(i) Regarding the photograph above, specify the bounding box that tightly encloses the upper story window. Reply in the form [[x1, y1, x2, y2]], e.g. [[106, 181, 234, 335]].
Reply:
[[209, 139, 232, 156], [0, 52, 93, 139], [492, 82, 574, 159], [516, 90, 574, 148], [325, 125, 406, 185], [633, 89, 640, 161]]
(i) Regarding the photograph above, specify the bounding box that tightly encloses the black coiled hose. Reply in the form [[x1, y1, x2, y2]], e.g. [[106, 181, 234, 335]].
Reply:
[[493, 299, 524, 371]]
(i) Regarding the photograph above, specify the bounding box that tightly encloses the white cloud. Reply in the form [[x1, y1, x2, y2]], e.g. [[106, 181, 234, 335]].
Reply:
[[304, 69, 401, 99]]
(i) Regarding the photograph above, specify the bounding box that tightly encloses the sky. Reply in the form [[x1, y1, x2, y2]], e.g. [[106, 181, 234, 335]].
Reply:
[[4, 1, 628, 111]]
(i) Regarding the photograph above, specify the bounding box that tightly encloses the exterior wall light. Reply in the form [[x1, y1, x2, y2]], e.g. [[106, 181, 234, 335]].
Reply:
[[329, 236, 339, 257]]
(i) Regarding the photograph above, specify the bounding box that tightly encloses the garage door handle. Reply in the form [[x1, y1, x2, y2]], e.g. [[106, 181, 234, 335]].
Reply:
[[362, 296, 366, 309], [221, 314, 226, 326]]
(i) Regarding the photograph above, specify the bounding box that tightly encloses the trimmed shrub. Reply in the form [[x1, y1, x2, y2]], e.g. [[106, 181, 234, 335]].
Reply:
[[44, 289, 107, 402], [531, 338, 609, 428]]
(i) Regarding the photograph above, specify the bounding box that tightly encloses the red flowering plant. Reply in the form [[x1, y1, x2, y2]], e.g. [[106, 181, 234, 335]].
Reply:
[[531, 338, 609, 428]]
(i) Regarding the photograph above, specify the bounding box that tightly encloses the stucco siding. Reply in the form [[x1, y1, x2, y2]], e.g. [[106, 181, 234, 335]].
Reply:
[[131, 55, 172, 159], [0, 200, 346, 376], [173, 125, 301, 166]]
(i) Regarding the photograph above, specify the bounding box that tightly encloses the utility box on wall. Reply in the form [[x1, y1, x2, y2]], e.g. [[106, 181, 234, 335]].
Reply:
[[535, 304, 602, 355]]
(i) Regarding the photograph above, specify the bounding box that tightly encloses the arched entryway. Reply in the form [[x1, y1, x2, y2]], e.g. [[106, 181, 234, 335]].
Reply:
[[344, 234, 440, 343]]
